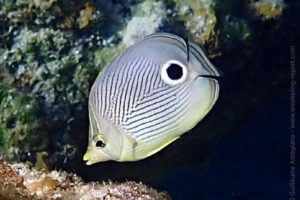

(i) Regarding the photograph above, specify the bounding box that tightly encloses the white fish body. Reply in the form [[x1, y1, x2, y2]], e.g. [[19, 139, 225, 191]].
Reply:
[[84, 33, 220, 165]]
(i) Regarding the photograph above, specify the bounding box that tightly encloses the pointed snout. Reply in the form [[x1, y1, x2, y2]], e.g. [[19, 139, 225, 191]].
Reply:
[[83, 148, 110, 165]]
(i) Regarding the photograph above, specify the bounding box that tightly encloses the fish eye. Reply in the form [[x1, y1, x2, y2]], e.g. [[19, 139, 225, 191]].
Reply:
[[93, 135, 106, 148], [167, 64, 183, 80], [95, 140, 106, 148], [161, 60, 187, 85]]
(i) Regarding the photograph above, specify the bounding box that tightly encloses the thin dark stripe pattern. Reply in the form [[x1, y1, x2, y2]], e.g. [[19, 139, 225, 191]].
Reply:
[[129, 83, 191, 140], [92, 52, 192, 142]]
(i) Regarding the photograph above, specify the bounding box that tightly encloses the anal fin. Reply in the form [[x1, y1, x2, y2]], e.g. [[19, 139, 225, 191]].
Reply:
[[144, 136, 179, 158]]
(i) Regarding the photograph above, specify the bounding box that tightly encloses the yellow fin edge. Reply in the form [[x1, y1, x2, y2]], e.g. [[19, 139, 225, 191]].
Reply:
[[143, 136, 179, 159]]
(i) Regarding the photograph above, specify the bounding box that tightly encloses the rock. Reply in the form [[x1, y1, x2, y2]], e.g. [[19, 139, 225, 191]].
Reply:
[[0, 159, 169, 200], [249, 0, 285, 20], [122, 0, 167, 47], [0, 85, 46, 161], [0, 26, 99, 164], [174, 0, 217, 44]]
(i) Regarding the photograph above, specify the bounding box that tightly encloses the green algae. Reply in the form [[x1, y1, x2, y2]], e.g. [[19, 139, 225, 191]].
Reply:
[[250, 0, 285, 20], [0, 0, 105, 164], [0, 84, 46, 160], [94, 47, 120, 68]]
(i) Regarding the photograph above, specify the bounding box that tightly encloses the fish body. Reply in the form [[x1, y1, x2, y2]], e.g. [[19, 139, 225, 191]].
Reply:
[[84, 33, 220, 165]]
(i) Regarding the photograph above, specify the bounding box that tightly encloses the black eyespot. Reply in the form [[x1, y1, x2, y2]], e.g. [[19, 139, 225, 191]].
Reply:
[[95, 140, 105, 148], [166, 64, 183, 80]]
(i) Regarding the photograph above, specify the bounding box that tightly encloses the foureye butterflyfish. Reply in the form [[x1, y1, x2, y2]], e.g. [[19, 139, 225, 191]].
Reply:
[[83, 33, 220, 165]]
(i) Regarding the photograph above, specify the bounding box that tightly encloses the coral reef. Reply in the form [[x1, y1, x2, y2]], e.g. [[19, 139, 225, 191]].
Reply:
[[250, 0, 285, 20], [0, 26, 99, 164], [0, 0, 103, 165], [0, 0, 223, 166], [0, 0, 102, 29], [0, 0, 290, 198], [173, 0, 217, 44], [122, 0, 167, 47], [0, 159, 169, 200], [0, 85, 45, 160]]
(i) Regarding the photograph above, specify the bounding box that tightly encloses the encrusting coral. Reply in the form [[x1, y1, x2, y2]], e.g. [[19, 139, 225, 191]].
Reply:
[[0, 159, 169, 200], [0, 0, 104, 165], [249, 0, 285, 20], [121, 0, 167, 47], [173, 0, 217, 44]]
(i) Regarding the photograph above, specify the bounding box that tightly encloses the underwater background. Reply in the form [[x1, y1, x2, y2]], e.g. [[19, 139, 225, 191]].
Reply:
[[0, 0, 298, 199]]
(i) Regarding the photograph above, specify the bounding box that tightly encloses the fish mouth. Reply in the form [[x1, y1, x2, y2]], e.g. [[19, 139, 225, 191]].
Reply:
[[83, 148, 110, 165]]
